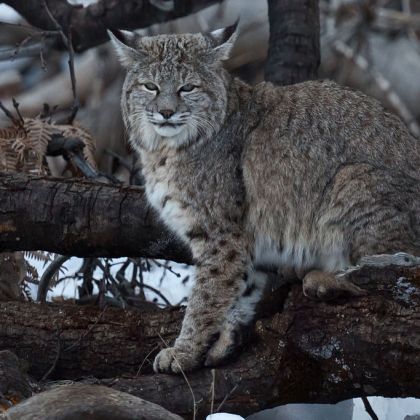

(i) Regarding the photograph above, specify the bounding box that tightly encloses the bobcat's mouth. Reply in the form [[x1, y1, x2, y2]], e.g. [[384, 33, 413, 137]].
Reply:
[[153, 122, 184, 128], [151, 121, 187, 137]]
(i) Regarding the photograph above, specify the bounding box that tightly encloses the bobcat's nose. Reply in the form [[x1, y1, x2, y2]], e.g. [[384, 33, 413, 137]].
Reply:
[[159, 109, 175, 120]]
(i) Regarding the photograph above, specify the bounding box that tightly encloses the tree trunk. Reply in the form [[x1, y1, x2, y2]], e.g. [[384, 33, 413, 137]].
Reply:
[[3, 0, 221, 52], [1, 264, 419, 418], [265, 0, 320, 85], [0, 173, 191, 261]]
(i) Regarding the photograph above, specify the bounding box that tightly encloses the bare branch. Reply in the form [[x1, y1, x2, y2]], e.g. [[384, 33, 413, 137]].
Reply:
[[361, 396, 379, 420], [0, 21, 58, 62], [0, 101, 18, 123], [0, 42, 46, 61], [3, 0, 223, 52], [41, 0, 79, 122]]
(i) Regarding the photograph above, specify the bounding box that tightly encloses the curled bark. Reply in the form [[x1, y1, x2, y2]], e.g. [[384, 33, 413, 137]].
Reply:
[[0, 264, 419, 418]]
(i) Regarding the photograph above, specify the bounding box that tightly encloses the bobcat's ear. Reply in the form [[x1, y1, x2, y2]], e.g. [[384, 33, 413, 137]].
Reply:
[[107, 29, 141, 67], [208, 19, 239, 61]]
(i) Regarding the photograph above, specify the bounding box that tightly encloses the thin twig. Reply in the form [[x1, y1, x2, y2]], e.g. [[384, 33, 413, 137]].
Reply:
[[135, 344, 159, 377], [104, 149, 132, 172], [41, 338, 61, 381], [95, 259, 126, 308], [12, 98, 25, 126], [0, 20, 59, 35], [157, 333, 197, 420], [37, 255, 71, 302], [115, 258, 131, 283], [138, 261, 146, 299], [151, 259, 181, 277], [39, 37, 47, 71], [41, 0, 79, 123], [140, 283, 172, 306], [158, 260, 169, 286], [65, 30, 80, 123], [0, 101, 18, 124], [361, 396, 379, 420], [0, 42, 45, 61], [11, 34, 33, 60], [210, 369, 216, 414], [0, 20, 58, 62], [40, 0, 69, 48], [215, 382, 240, 413], [64, 305, 108, 352]]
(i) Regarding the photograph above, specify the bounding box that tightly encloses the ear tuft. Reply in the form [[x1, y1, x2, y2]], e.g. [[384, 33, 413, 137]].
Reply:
[[107, 29, 140, 67], [208, 19, 239, 61]]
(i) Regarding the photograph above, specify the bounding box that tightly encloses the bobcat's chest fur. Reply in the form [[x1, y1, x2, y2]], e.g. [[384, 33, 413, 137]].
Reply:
[[141, 150, 192, 242]]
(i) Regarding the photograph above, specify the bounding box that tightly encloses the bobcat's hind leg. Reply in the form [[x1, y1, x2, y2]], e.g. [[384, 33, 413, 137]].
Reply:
[[303, 253, 420, 301], [205, 269, 266, 367], [302, 270, 367, 301]]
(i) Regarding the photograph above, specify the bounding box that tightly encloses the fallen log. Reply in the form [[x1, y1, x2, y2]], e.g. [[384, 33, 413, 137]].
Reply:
[[0, 173, 191, 261], [0, 264, 419, 418]]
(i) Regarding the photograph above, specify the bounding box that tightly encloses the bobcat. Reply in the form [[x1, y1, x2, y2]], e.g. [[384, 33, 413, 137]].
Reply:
[[109, 23, 420, 374]]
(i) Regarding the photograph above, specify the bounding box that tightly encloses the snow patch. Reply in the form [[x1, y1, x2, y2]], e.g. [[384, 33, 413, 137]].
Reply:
[[207, 414, 245, 420], [27, 256, 194, 305], [0, 5, 20, 22]]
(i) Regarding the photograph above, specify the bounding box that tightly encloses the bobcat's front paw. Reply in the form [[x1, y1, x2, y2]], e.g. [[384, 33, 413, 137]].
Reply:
[[153, 346, 203, 374]]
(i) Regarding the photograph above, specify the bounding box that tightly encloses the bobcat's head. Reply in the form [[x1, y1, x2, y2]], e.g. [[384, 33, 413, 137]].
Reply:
[[108, 23, 238, 151]]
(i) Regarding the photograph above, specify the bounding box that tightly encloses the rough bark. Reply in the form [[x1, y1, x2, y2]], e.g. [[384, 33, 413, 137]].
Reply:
[[264, 0, 320, 85], [0, 351, 32, 410], [0, 173, 191, 261], [3, 0, 221, 52], [0, 264, 419, 418], [5, 384, 183, 420]]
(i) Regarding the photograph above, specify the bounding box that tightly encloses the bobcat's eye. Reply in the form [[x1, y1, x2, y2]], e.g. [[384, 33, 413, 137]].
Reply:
[[179, 84, 197, 93], [143, 83, 159, 92]]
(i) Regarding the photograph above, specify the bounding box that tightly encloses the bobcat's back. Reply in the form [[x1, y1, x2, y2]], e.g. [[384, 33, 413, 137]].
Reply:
[[242, 80, 420, 272]]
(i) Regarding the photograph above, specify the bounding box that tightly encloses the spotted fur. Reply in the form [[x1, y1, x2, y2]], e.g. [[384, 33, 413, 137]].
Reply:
[[109, 26, 420, 374]]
